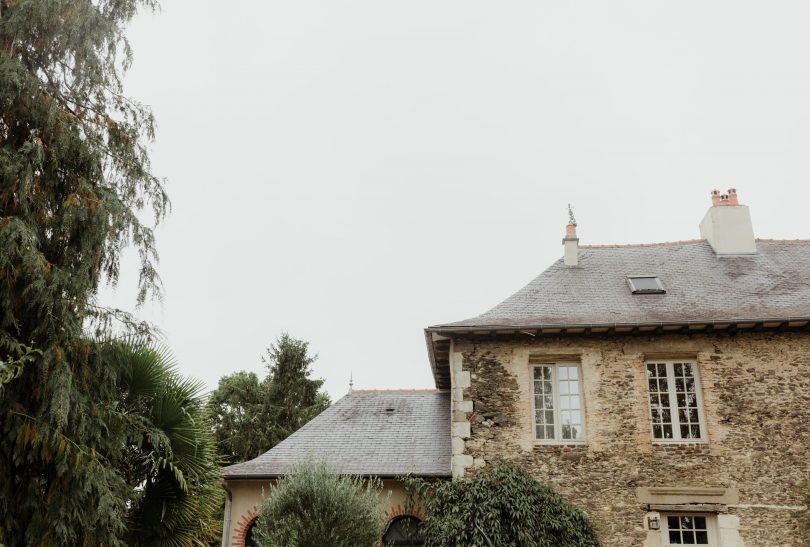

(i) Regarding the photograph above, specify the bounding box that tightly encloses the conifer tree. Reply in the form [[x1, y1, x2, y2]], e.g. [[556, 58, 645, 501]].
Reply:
[[0, 1, 171, 544], [208, 333, 330, 464]]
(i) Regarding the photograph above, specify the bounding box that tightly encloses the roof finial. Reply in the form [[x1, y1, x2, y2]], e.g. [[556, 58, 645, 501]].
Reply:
[[348, 371, 354, 393], [568, 203, 577, 227]]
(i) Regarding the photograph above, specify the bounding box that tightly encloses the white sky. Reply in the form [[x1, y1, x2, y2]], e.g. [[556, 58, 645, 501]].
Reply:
[[103, 1, 810, 400]]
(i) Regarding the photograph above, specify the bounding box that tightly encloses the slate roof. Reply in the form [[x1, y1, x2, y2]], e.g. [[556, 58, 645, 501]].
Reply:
[[431, 240, 810, 330], [222, 390, 451, 479]]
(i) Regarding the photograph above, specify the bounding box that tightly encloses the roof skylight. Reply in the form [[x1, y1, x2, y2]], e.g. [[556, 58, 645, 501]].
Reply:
[[627, 276, 666, 294]]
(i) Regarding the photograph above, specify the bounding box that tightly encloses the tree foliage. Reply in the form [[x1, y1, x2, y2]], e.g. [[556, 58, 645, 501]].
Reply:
[[207, 333, 330, 464], [0, 0, 172, 544], [253, 461, 386, 547], [105, 339, 223, 547], [405, 463, 601, 547]]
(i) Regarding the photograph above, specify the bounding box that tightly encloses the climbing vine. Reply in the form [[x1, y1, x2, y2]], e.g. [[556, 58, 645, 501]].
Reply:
[[403, 463, 600, 547]]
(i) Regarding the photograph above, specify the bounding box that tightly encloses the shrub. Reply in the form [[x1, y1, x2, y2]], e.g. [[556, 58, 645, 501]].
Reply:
[[405, 463, 600, 547], [253, 461, 386, 547]]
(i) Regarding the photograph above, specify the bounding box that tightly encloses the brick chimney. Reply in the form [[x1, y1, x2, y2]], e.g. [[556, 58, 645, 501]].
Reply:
[[563, 204, 579, 266], [699, 188, 756, 255]]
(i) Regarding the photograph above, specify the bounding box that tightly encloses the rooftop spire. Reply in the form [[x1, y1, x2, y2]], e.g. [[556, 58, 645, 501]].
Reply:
[[568, 203, 577, 226], [348, 371, 354, 393]]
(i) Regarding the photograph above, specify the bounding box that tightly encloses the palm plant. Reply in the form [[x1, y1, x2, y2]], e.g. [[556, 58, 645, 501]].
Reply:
[[100, 338, 223, 547]]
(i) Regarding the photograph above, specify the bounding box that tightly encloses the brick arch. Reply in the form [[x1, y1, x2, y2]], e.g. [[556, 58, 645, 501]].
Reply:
[[384, 503, 426, 522], [231, 506, 258, 547]]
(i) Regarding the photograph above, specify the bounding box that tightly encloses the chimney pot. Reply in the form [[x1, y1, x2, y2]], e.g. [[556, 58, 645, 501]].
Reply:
[[710, 189, 721, 206], [720, 193, 729, 205], [727, 188, 739, 205]]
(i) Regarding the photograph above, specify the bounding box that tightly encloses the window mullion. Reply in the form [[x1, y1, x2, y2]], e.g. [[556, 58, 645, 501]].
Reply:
[[553, 365, 561, 441], [666, 362, 681, 441]]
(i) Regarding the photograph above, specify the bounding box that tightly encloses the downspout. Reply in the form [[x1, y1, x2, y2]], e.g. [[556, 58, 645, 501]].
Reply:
[[221, 482, 233, 547]]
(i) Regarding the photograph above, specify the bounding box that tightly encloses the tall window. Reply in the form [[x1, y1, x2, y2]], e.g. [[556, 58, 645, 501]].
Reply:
[[532, 363, 585, 442], [646, 361, 705, 441]]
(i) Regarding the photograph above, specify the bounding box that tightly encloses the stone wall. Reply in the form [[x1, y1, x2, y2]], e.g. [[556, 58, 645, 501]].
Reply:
[[449, 331, 810, 546]]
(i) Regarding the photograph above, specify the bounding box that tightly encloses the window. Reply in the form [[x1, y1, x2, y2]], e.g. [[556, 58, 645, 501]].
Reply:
[[661, 514, 717, 545], [532, 364, 585, 442], [646, 361, 705, 441], [628, 276, 666, 294]]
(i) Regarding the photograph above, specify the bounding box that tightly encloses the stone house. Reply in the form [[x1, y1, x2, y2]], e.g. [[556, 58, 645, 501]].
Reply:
[[426, 189, 810, 546], [223, 189, 809, 546]]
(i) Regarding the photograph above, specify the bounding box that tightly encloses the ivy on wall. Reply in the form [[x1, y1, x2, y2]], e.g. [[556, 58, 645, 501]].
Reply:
[[402, 463, 601, 547]]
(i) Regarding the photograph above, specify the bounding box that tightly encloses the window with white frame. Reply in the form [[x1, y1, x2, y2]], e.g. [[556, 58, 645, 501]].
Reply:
[[646, 360, 705, 441], [661, 514, 717, 545], [532, 363, 584, 442]]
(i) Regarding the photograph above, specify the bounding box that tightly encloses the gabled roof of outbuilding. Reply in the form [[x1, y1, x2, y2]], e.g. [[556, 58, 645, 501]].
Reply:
[[222, 390, 451, 479], [431, 240, 810, 330]]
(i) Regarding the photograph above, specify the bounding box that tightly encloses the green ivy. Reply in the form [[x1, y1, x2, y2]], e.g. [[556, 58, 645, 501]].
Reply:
[[403, 463, 601, 547]]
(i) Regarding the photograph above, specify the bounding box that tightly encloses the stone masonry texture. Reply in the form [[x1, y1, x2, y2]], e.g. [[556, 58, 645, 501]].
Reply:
[[452, 331, 810, 546]]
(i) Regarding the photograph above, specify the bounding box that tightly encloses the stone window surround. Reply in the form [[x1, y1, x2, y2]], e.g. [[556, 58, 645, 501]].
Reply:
[[530, 362, 587, 444], [645, 359, 708, 444], [639, 488, 743, 547]]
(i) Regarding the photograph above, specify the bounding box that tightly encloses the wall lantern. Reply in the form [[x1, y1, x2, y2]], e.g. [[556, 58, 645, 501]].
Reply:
[[647, 516, 660, 530]]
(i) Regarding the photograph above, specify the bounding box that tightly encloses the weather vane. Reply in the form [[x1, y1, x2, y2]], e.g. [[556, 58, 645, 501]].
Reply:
[[568, 203, 577, 227]]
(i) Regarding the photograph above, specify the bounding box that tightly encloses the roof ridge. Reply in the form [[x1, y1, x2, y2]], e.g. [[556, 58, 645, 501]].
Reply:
[[580, 239, 705, 249], [350, 388, 446, 394], [755, 238, 810, 243]]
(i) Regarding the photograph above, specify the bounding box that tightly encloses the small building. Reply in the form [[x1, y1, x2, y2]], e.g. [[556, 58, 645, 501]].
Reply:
[[221, 390, 450, 546]]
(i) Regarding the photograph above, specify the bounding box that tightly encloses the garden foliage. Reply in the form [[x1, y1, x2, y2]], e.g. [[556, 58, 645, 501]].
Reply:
[[405, 463, 601, 547], [253, 461, 385, 547]]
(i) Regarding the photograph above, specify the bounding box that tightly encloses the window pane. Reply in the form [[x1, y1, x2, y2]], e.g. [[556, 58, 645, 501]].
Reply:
[[559, 367, 569, 380], [570, 410, 581, 425], [663, 424, 673, 438], [695, 530, 708, 543], [560, 382, 570, 395], [570, 395, 580, 410], [543, 367, 551, 380], [694, 516, 706, 529], [568, 367, 578, 380], [569, 381, 579, 394], [545, 425, 554, 438], [536, 425, 545, 439], [545, 410, 554, 424], [560, 396, 570, 410], [669, 530, 681, 543]]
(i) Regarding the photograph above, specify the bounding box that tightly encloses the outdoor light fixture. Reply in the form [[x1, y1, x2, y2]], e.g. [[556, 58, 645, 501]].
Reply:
[[647, 516, 660, 530]]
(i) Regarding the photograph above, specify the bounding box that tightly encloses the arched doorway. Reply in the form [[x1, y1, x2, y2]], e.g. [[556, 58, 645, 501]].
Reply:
[[383, 515, 425, 546], [243, 519, 257, 547]]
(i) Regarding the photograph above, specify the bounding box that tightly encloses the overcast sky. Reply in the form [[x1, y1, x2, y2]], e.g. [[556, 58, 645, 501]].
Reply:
[[102, 1, 810, 400]]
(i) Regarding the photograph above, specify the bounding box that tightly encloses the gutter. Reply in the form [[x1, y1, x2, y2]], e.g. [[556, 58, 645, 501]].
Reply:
[[221, 482, 233, 547]]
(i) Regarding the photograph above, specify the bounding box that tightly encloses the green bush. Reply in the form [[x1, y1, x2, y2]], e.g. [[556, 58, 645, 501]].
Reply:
[[254, 461, 386, 547], [405, 463, 600, 547]]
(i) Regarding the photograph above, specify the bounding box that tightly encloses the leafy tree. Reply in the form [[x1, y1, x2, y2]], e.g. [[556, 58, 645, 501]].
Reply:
[[0, 0, 168, 544], [253, 461, 385, 547], [105, 339, 223, 547], [405, 463, 601, 547], [208, 333, 330, 464]]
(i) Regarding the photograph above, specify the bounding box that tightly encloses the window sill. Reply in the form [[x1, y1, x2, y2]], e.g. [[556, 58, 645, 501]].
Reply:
[[533, 440, 587, 446], [651, 439, 708, 445]]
